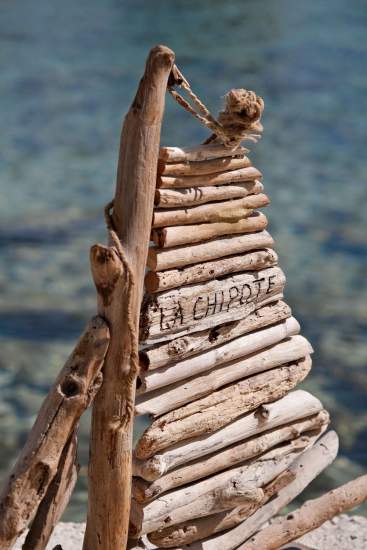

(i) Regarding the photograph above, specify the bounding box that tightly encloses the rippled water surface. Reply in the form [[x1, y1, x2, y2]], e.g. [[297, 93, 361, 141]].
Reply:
[[1, 0, 366, 520]]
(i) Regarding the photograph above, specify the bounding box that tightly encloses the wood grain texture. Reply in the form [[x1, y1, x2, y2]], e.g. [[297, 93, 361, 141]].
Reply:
[[135, 356, 312, 459], [147, 230, 274, 271], [158, 155, 251, 177], [0, 316, 109, 550], [140, 301, 291, 369], [140, 266, 285, 344], [159, 143, 248, 163], [158, 166, 262, 189], [147, 430, 326, 546], [136, 333, 313, 416], [132, 439, 308, 537], [137, 318, 302, 396], [22, 430, 79, 550], [240, 473, 367, 550], [152, 209, 269, 248], [154, 181, 264, 208], [161, 431, 338, 550], [132, 411, 329, 503], [83, 45, 175, 550], [132, 390, 324, 480]]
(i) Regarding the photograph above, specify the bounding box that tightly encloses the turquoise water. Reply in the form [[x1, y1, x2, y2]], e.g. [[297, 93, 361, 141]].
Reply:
[[1, 0, 366, 520]]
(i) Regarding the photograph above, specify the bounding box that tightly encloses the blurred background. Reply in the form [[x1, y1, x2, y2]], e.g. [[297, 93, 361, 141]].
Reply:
[[0, 0, 366, 521]]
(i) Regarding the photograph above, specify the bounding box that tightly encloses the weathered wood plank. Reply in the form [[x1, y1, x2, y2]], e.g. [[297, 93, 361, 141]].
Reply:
[[152, 209, 269, 248], [146, 430, 325, 546], [147, 431, 338, 550], [154, 181, 264, 208], [132, 390, 324, 480], [132, 439, 311, 538], [135, 356, 312, 459], [159, 143, 248, 163], [132, 411, 329, 503], [152, 196, 264, 228], [158, 156, 251, 177], [145, 248, 277, 292], [140, 301, 291, 369], [137, 318, 302, 396], [136, 333, 313, 416], [147, 230, 274, 271], [158, 166, 262, 189], [140, 266, 285, 344]]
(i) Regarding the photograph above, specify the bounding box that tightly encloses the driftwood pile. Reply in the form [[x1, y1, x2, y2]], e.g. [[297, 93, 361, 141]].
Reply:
[[129, 143, 338, 549]]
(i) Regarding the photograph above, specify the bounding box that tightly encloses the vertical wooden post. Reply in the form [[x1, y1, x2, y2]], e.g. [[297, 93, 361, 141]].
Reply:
[[84, 46, 175, 550]]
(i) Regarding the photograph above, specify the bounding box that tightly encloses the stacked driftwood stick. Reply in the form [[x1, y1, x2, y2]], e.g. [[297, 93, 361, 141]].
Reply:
[[129, 141, 338, 549]]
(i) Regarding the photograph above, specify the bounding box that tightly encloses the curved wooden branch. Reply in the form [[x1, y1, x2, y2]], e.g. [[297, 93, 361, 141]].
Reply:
[[0, 316, 109, 549]]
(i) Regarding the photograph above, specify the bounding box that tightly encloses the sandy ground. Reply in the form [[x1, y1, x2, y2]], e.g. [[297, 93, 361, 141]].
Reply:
[[13, 515, 367, 549]]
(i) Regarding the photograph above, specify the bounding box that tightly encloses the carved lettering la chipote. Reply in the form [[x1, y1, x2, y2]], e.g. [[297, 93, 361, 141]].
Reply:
[[140, 267, 285, 343]]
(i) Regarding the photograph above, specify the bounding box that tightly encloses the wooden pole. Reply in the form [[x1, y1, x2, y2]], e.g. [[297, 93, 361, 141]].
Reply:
[[83, 45, 174, 550]]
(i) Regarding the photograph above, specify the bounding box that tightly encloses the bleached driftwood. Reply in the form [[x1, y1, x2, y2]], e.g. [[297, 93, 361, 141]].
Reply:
[[22, 430, 79, 550], [158, 156, 251, 176], [145, 248, 277, 292], [132, 411, 329, 503], [240, 473, 367, 550], [133, 390, 324, 480], [131, 439, 310, 537], [140, 267, 285, 343], [140, 301, 291, 369], [136, 334, 312, 416], [147, 431, 339, 550], [135, 357, 312, 459], [146, 429, 326, 546], [0, 317, 109, 549], [158, 166, 262, 189], [152, 196, 267, 228], [154, 180, 264, 208], [137, 318, 302, 395], [159, 144, 247, 163], [147, 230, 274, 271], [83, 46, 175, 550], [152, 210, 269, 248]]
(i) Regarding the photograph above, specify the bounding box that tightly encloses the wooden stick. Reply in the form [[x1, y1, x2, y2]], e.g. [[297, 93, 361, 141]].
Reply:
[[140, 301, 291, 368], [145, 248, 277, 292], [154, 180, 264, 208], [147, 230, 274, 271], [240, 474, 367, 550], [132, 390, 324, 480], [140, 266, 285, 344], [136, 334, 312, 416], [0, 316, 109, 550], [152, 195, 269, 229], [132, 411, 329, 503], [158, 167, 262, 189], [147, 430, 326, 546], [22, 429, 79, 550], [132, 439, 309, 537], [152, 210, 269, 248], [135, 357, 312, 459], [137, 318, 302, 396], [162, 431, 339, 550], [159, 143, 247, 163], [83, 45, 175, 550], [158, 156, 251, 176]]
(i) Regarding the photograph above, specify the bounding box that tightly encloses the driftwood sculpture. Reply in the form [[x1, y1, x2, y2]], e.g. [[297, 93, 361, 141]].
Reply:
[[0, 45, 366, 550]]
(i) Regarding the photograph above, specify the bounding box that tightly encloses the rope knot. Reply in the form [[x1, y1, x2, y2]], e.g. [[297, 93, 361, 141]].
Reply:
[[219, 89, 264, 133]]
